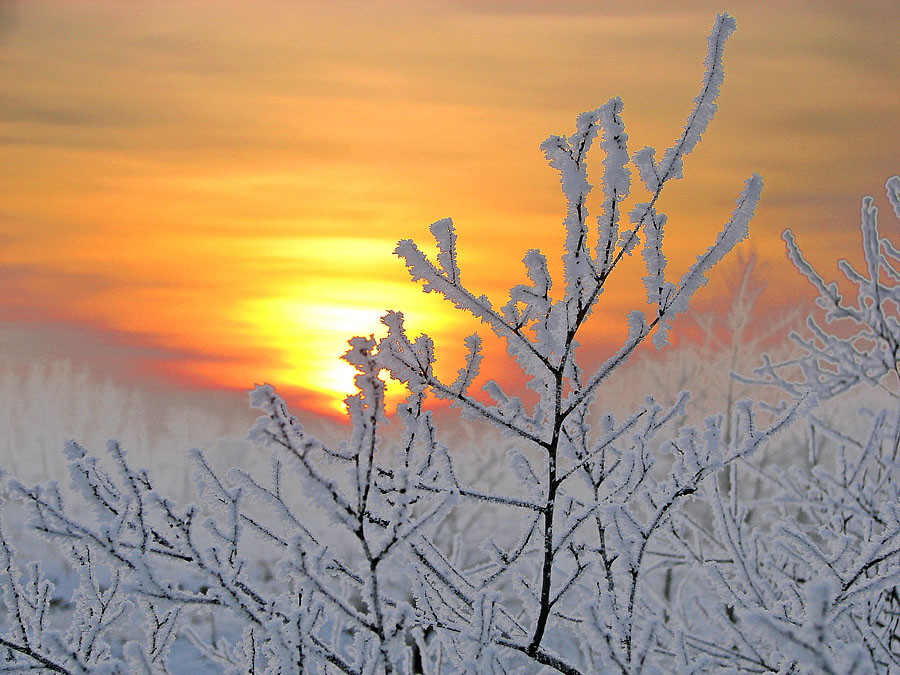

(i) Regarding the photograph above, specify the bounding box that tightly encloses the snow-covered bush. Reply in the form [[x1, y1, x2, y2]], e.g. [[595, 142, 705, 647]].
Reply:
[[725, 175, 900, 673], [4, 12, 876, 673]]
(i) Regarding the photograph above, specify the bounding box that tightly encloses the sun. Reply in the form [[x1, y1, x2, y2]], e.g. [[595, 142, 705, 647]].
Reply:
[[268, 300, 398, 415], [233, 266, 456, 416]]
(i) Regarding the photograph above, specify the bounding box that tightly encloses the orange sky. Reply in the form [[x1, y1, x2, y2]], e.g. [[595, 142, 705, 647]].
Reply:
[[1, 0, 899, 417]]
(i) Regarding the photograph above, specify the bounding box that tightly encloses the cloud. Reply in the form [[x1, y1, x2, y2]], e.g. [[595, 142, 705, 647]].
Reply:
[[0, 0, 18, 46], [0, 317, 231, 383], [0, 93, 102, 127], [0, 264, 118, 312]]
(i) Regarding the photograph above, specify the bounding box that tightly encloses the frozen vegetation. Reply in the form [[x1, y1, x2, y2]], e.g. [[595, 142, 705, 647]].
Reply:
[[3, 12, 900, 674]]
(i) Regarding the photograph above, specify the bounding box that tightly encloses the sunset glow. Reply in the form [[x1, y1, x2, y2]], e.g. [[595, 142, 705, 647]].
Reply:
[[230, 241, 460, 414], [2, 0, 898, 417]]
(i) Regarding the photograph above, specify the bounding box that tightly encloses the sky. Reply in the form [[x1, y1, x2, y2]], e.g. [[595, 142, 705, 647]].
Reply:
[[1, 0, 899, 418]]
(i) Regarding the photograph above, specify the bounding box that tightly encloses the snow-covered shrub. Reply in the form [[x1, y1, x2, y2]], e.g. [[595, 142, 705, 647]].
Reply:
[[0, 13, 826, 674], [724, 175, 900, 673]]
